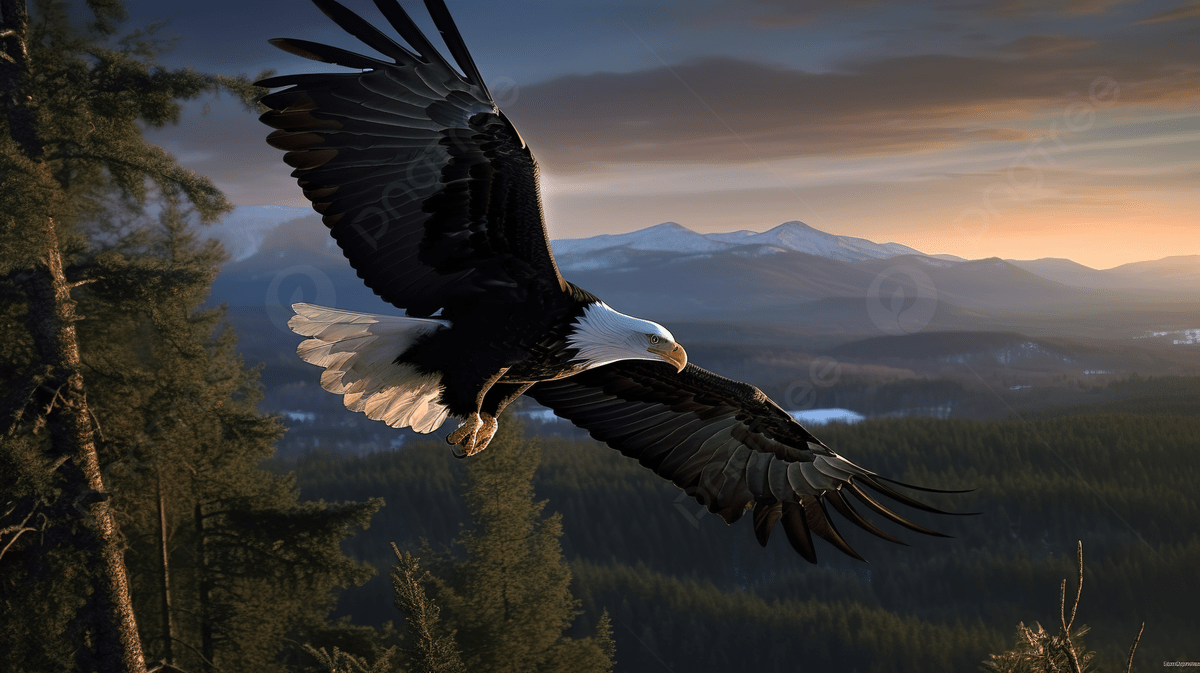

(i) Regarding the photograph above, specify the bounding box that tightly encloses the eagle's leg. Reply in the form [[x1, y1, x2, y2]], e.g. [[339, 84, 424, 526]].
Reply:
[[446, 367, 511, 457], [483, 381, 536, 418], [447, 379, 537, 457]]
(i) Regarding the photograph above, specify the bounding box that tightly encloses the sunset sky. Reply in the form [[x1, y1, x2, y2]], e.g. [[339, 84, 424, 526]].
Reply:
[[129, 0, 1199, 269]]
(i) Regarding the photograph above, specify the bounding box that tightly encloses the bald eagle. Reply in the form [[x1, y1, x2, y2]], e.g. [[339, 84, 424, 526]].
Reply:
[[258, 0, 961, 562]]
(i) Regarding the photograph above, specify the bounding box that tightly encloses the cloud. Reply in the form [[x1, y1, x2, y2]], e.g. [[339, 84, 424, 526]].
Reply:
[[976, 0, 1136, 18], [704, 0, 1137, 26], [750, 12, 819, 28], [997, 34, 1098, 55], [505, 24, 1199, 170], [143, 96, 305, 207], [694, 0, 886, 29], [1135, 2, 1200, 24], [964, 128, 1044, 142]]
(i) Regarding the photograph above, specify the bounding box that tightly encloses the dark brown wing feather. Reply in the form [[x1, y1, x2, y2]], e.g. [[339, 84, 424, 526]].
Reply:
[[257, 0, 565, 316], [528, 361, 962, 563]]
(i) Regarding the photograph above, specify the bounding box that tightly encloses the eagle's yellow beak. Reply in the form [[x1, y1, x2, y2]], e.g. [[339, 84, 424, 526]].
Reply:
[[649, 343, 687, 373]]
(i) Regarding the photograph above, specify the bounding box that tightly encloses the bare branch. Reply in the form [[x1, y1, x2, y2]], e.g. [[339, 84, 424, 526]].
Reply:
[[167, 635, 223, 672], [1057, 541, 1086, 673], [1125, 622, 1145, 673], [1066, 541, 1083, 632], [1, 508, 39, 560], [0, 524, 36, 559], [41, 382, 67, 415], [1059, 579, 1068, 632], [88, 405, 106, 442]]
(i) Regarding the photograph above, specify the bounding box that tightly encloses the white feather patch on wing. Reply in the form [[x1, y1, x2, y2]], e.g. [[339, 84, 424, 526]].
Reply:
[[288, 303, 453, 433]]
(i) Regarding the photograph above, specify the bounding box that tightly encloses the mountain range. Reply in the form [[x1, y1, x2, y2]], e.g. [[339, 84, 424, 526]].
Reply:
[[207, 205, 1197, 289], [1007, 255, 1200, 291], [550, 221, 942, 268], [208, 207, 1199, 344]]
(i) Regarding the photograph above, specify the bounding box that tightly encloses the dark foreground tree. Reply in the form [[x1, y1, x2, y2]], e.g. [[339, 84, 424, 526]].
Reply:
[[0, 1, 384, 670], [0, 0, 258, 668], [84, 207, 382, 672], [2, 175, 383, 672], [424, 419, 615, 673]]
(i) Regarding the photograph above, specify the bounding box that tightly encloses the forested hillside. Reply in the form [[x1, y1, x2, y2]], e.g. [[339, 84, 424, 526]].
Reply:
[[285, 388, 1199, 672]]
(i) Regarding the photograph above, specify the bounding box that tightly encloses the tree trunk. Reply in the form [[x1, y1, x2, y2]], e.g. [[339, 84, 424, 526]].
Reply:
[[158, 473, 175, 666], [23, 217, 149, 673], [4, 2, 148, 670], [0, 0, 42, 159], [195, 502, 215, 671]]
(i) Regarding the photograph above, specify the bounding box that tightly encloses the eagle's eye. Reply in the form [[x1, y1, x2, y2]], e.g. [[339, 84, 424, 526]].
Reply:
[[649, 335, 661, 344]]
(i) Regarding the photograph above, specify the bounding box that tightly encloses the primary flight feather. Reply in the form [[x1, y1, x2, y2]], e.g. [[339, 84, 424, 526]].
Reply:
[[259, 0, 961, 563]]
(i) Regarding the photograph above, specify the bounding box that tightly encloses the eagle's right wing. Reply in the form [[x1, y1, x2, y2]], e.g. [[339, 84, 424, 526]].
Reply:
[[528, 361, 966, 563]]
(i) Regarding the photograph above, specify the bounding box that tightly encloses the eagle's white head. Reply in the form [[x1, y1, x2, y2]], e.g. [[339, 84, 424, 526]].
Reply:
[[567, 302, 687, 373]]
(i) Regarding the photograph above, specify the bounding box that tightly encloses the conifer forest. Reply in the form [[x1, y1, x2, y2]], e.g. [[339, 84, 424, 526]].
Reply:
[[2, 1, 1197, 672]]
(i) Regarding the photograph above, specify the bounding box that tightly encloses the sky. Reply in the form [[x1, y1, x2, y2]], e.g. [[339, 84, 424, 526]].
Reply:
[[125, 0, 1199, 269]]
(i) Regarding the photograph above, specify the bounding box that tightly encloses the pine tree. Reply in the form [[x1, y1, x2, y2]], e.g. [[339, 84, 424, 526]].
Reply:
[[70, 205, 381, 672], [0, 1, 262, 669], [1, 2, 386, 670], [425, 419, 615, 673]]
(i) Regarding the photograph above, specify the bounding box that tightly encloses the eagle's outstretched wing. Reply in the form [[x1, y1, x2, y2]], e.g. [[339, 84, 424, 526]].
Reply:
[[528, 361, 962, 562], [258, 0, 565, 317]]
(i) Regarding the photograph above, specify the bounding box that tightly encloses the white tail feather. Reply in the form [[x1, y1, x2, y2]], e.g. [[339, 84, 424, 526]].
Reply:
[[288, 303, 453, 433]]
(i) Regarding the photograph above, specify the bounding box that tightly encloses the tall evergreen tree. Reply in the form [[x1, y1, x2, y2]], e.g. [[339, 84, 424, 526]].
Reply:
[[77, 206, 382, 672], [0, 0, 257, 668], [0, 2, 383, 670], [425, 420, 615, 673]]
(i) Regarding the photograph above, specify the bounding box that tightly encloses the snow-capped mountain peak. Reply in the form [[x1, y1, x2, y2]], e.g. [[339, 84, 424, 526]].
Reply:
[[551, 222, 730, 256], [551, 220, 928, 267]]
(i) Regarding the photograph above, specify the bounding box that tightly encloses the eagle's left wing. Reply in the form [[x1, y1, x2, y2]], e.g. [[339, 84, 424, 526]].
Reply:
[[527, 361, 962, 563], [258, 0, 566, 317]]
